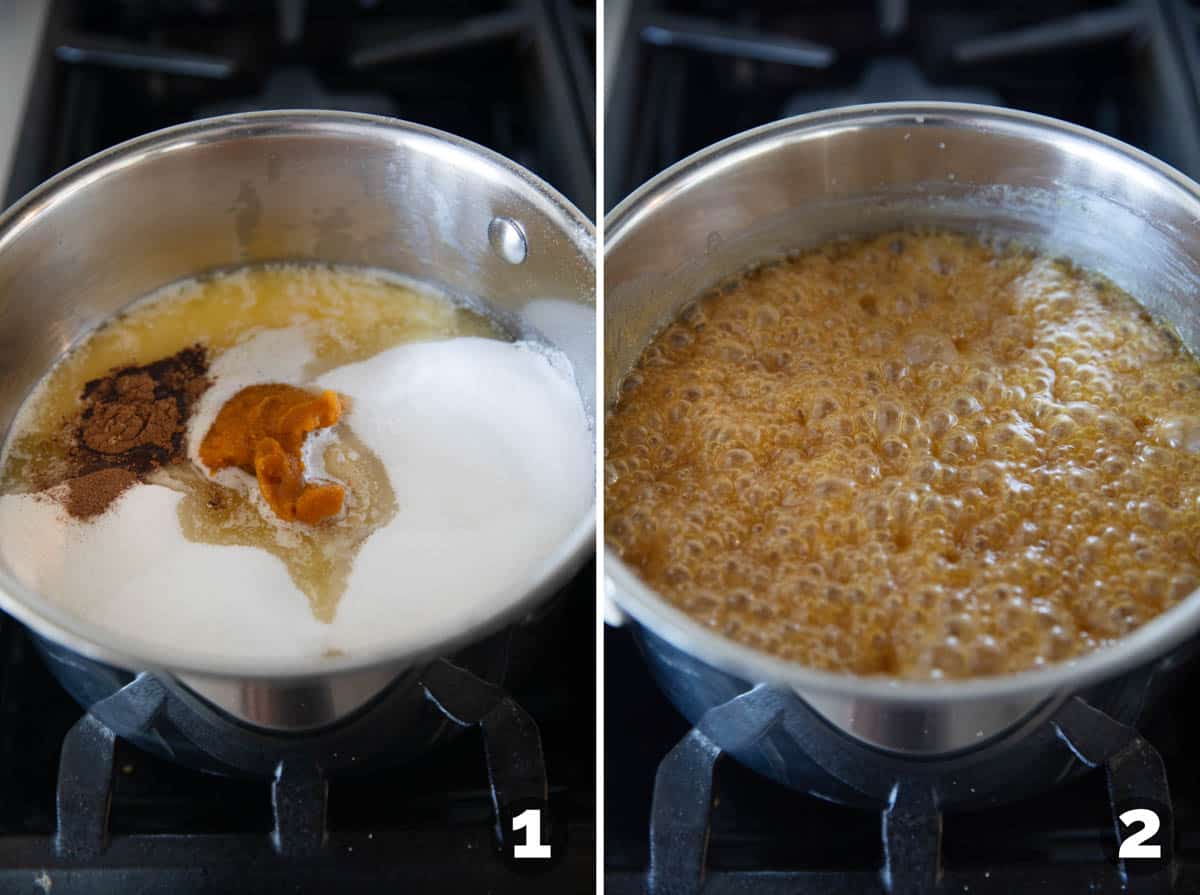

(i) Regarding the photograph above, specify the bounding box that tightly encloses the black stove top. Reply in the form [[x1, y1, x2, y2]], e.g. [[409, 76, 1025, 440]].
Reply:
[[0, 3, 595, 892], [7, 0, 595, 216], [604, 2, 1200, 891], [0, 576, 595, 893], [605, 627, 1200, 894], [605, 0, 1200, 208]]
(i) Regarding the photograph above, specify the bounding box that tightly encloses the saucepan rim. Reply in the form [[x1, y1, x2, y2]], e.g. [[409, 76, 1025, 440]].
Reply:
[[604, 100, 1200, 705], [0, 109, 596, 681]]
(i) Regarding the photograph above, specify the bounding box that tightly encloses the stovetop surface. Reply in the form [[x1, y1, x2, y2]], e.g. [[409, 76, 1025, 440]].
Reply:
[[604, 627, 1200, 892], [0, 590, 594, 840], [8, 0, 595, 214], [0, 569, 594, 893], [605, 0, 1200, 207]]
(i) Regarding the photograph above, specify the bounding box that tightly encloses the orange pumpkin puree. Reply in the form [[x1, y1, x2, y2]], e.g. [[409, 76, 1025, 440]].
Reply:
[[199, 384, 345, 524]]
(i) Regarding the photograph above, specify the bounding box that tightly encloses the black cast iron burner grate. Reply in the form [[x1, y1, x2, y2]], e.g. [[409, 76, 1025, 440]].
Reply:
[[605, 621, 1200, 895], [608, 685, 1188, 895], [32, 659, 587, 893]]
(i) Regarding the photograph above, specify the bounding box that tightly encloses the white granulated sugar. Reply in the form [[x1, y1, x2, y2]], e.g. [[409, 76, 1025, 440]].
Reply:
[[0, 486, 331, 657], [316, 337, 593, 654], [519, 298, 596, 423], [0, 332, 592, 663]]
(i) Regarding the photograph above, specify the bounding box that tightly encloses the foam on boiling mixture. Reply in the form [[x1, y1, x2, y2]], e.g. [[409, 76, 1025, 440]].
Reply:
[[0, 267, 592, 663], [606, 231, 1200, 679]]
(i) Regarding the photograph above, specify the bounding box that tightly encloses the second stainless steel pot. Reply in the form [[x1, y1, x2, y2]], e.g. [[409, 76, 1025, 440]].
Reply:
[[604, 102, 1200, 763], [0, 110, 595, 735]]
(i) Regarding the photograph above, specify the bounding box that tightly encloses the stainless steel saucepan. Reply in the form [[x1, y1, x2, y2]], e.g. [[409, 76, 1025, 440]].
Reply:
[[0, 110, 595, 739], [604, 103, 1200, 791]]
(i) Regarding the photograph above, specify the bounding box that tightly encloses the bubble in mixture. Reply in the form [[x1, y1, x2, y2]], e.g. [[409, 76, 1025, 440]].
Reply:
[[606, 230, 1200, 679]]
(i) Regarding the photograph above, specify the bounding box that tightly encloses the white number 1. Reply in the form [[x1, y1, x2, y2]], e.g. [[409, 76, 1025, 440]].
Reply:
[[1118, 808, 1162, 859], [512, 808, 552, 859]]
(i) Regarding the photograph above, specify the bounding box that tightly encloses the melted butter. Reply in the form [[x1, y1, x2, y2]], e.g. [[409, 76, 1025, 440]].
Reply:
[[3, 264, 502, 622], [5, 265, 498, 463], [157, 426, 396, 623], [605, 231, 1200, 679]]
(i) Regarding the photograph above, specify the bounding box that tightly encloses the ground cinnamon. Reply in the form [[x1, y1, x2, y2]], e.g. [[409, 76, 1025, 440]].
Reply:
[[71, 345, 209, 475], [49, 345, 210, 519]]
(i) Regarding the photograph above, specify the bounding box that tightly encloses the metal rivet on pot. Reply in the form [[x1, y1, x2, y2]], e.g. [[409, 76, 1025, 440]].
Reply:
[[489, 216, 528, 264]]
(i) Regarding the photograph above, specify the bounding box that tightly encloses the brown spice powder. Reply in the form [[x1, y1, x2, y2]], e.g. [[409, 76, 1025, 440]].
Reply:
[[71, 345, 210, 476], [63, 468, 138, 519], [49, 345, 211, 519]]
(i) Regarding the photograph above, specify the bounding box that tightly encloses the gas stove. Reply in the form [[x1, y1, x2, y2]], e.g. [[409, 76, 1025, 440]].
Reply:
[[604, 2, 1200, 893], [0, 2, 595, 892]]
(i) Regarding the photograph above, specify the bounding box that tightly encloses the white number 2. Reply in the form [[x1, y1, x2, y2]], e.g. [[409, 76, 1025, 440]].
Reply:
[[512, 808, 552, 859], [1118, 808, 1162, 859]]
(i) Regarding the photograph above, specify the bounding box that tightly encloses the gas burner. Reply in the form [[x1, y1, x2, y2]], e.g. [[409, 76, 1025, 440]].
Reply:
[[636, 694, 1173, 894], [605, 627, 1200, 895], [34, 626, 541, 778], [53, 660, 552, 860], [38, 681, 586, 893], [0, 587, 594, 893]]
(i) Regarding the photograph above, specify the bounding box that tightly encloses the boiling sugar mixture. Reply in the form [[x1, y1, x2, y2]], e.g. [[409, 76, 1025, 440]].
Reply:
[[606, 232, 1200, 679]]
